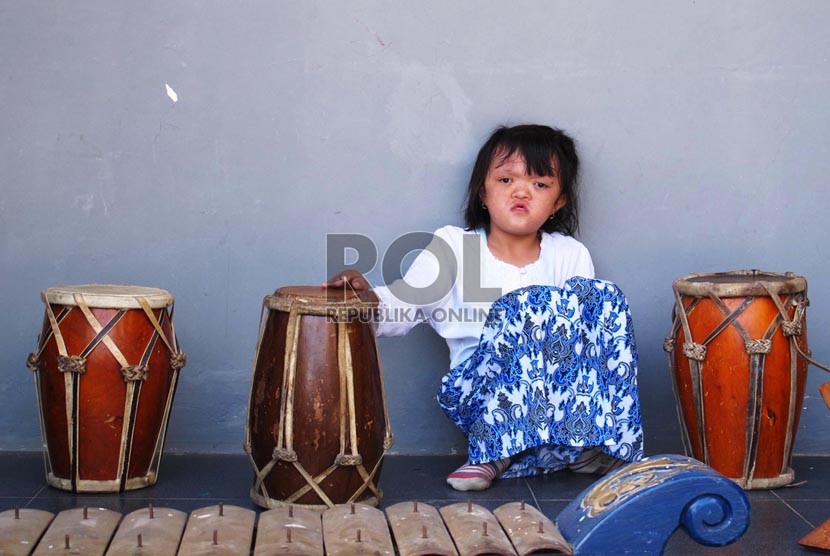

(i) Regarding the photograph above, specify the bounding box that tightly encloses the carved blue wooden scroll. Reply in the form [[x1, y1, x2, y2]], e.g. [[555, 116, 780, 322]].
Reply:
[[556, 454, 751, 555]]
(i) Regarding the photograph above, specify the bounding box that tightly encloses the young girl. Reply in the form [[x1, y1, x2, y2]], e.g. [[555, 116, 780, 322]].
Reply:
[[324, 124, 643, 491]]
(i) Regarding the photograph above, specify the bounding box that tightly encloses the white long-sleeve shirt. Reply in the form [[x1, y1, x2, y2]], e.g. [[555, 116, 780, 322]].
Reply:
[[373, 225, 594, 369]]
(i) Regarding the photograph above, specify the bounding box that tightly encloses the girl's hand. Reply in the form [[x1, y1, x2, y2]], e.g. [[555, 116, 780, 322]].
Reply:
[[321, 269, 371, 291], [321, 270, 379, 306]]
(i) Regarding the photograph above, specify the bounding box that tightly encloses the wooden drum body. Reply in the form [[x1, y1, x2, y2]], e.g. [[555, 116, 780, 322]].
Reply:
[[245, 287, 393, 509], [27, 285, 186, 492], [666, 271, 809, 489]]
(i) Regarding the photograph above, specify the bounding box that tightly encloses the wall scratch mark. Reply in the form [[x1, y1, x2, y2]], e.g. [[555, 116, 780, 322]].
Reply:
[[356, 19, 391, 49]]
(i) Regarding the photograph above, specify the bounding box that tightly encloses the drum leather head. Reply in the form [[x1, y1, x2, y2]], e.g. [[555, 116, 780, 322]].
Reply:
[[673, 270, 806, 297], [42, 284, 174, 309], [267, 286, 379, 311]]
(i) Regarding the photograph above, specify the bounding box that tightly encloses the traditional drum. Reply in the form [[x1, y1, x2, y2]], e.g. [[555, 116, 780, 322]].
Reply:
[[245, 286, 393, 509], [27, 285, 186, 492], [665, 270, 814, 489]]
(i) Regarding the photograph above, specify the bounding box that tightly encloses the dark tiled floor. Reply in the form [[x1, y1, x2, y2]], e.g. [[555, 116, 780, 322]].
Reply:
[[1, 452, 828, 554]]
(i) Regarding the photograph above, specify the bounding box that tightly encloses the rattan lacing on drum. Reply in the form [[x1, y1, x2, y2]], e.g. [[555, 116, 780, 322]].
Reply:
[[169, 352, 187, 371], [246, 285, 394, 509], [757, 282, 830, 373], [57, 355, 87, 375], [26, 352, 40, 372], [683, 343, 707, 361], [120, 365, 149, 382], [334, 454, 363, 466], [745, 339, 772, 355], [781, 321, 802, 337], [271, 448, 296, 462]]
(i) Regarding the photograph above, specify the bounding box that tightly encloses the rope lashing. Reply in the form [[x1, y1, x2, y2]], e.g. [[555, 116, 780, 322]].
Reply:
[[26, 352, 40, 372], [120, 365, 149, 382], [335, 454, 363, 466], [273, 448, 298, 462], [170, 352, 187, 371], [745, 339, 772, 355], [683, 342, 707, 362], [57, 355, 86, 375], [781, 321, 803, 337]]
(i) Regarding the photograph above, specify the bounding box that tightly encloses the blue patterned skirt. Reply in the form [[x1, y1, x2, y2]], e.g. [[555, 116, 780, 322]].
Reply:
[[437, 277, 644, 479]]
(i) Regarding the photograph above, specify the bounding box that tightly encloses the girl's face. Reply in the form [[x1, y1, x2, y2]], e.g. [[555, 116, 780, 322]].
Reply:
[[480, 153, 567, 239]]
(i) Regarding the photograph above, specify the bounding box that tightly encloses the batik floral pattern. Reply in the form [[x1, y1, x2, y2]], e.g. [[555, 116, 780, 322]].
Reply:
[[437, 277, 644, 478]]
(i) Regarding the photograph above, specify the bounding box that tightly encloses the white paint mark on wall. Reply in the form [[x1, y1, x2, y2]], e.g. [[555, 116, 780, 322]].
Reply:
[[165, 83, 179, 103], [71, 194, 95, 213], [97, 175, 111, 217], [386, 63, 472, 162]]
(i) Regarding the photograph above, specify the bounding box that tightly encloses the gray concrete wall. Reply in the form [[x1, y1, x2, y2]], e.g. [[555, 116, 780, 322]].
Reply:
[[2, 2, 829, 456]]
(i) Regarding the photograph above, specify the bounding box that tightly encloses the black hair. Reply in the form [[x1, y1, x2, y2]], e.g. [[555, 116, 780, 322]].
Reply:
[[463, 124, 580, 236]]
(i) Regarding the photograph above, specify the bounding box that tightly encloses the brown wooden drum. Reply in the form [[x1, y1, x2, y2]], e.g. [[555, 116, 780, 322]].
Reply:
[[27, 285, 186, 492], [245, 286, 393, 509], [666, 271, 811, 489]]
